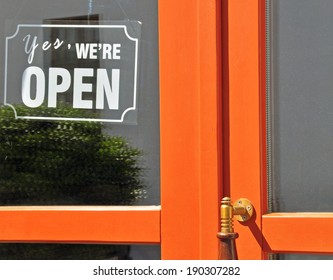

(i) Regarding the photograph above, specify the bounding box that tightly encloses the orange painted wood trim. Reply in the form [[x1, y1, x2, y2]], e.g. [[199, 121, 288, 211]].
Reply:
[[159, 0, 201, 259], [198, 0, 222, 260], [0, 206, 161, 244], [159, 0, 221, 259], [226, 0, 264, 259], [263, 213, 333, 253]]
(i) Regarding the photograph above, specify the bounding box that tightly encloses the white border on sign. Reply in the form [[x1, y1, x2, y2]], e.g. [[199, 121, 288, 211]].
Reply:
[[4, 24, 140, 123]]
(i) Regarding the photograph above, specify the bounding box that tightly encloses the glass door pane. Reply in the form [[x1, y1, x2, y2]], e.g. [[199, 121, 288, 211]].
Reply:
[[265, 0, 333, 260], [0, 0, 160, 260], [266, 0, 333, 212], [0, 243, 160, 260], [0, 0, 160, 206], [276, 254, 333, 260]]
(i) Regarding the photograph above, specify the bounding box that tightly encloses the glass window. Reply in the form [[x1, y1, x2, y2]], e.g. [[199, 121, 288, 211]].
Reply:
[[273, 254, 333, 260], [0, 0, 160, 260], [266, 0, 333, 212], [0, 0, 160, 206], [0, 243, 160, 260]]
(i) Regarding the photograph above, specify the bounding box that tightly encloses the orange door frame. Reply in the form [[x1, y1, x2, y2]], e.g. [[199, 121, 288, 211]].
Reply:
[[0, 0, 222, 260], [159, 0, 222, 260], [224, 0, 264, 259], [226, 0, 333, 259]]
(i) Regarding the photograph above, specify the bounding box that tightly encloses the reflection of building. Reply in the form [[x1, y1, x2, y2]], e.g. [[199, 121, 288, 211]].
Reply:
[[44, 15, 100, 108]]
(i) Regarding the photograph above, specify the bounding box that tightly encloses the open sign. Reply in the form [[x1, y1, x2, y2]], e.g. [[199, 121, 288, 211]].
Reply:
[[4, 22, 141, 123]]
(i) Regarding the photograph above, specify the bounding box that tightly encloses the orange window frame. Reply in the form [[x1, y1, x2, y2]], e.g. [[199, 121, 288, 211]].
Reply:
[[226, 0, 333, 259], [0, 0, 222, 260]]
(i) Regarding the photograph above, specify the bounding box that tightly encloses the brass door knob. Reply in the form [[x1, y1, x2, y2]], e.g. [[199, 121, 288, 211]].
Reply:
[[217, 197, 254, 260]]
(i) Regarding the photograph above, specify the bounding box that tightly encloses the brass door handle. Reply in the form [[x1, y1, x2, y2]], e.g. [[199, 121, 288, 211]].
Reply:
[[217, 197, 254, 260]]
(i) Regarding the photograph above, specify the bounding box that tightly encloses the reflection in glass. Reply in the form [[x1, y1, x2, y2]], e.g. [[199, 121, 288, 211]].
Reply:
[[0, 106, 146, 205], [0, 243, 161, 260], [0, 0, 160, 206], [43, 15, 101, 109], [0, 0, 159, 259], [273, 254, 333, 260]]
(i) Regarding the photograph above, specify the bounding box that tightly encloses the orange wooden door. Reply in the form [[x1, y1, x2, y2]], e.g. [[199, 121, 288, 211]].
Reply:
[[0, 0, 222, 260], [225, 0, 333, 259]]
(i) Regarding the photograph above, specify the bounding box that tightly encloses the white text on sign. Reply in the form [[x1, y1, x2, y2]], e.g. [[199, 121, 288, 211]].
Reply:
[[22, 34, 122, 110], [22, 67, 120, 110]]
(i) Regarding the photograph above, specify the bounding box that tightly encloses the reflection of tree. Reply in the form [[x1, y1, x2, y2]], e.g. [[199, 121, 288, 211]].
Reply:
[[0, 105, 146, 259], [0, 243, 131, 260], [0, 105, 146, 205]]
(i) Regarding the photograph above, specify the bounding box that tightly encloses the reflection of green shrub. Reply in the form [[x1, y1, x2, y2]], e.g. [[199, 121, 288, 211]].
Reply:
[[0, 243, 131, 260], [0, 105, 147, 259], [0, 105, 145, 205]]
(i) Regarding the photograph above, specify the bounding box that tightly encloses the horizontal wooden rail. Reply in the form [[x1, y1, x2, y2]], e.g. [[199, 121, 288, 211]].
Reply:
[[0, 206, 161, 244], [262, 213, 333, 254]]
